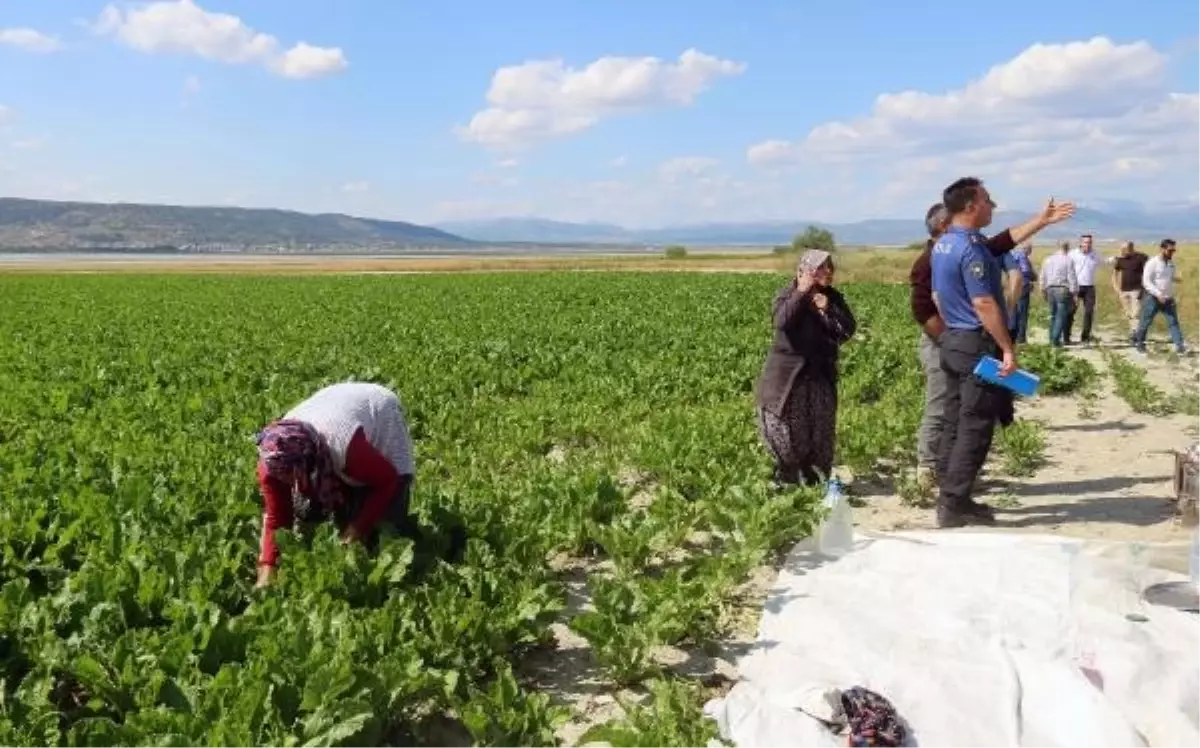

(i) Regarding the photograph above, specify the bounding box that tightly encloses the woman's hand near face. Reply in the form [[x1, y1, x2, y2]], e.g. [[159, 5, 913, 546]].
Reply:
[[795, 270, 816, 294]]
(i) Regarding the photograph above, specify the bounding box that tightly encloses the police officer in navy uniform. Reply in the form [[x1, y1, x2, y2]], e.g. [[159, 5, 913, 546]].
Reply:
[[930, 177, 1021, 528]]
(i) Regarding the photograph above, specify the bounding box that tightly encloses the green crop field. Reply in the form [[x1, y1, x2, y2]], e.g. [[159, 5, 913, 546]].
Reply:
[[0, 272, 1078, 746]]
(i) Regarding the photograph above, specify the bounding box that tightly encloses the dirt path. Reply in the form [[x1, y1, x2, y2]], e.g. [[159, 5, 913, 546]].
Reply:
[[858, 329, 1198, 544]]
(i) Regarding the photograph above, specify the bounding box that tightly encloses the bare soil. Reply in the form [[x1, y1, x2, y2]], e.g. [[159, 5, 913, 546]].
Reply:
[[857, 331, 1197, 543]]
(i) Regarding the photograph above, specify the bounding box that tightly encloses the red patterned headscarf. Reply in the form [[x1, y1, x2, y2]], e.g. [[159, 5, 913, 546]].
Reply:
[[256, 419, 345, 515]]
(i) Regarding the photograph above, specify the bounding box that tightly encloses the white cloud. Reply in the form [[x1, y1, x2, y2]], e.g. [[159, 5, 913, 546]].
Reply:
[[0, 27, 64, 53], [94, 0, 347, 79], [495, 157, 520, 168], [274, 42, 347, 79], [439, 157, 805, 228], [340, 181, 370, 193], [609, 155, 628, 168], [745, 139, 794, 167], [745, 36, 1198, 214], [533, 170, 797, 228], [658, 156, 719, 182], [0, 105, 12, 125], [458, 48, 746, 148]]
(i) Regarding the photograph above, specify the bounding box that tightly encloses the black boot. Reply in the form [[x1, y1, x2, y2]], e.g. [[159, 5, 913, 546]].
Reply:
[[937, 503, 997, 528]]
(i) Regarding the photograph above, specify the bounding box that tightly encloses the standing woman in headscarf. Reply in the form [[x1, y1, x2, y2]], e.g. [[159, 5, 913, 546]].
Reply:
[[253, 381, 416, 587], [755, 249, 857, 486]]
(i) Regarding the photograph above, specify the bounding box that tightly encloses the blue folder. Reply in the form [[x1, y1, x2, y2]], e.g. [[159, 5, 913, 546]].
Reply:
[[973, 355, 1041, 397]]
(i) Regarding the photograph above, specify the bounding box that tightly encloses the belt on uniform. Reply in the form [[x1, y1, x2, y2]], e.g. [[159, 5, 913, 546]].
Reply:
[[943, 327, 988, 339]]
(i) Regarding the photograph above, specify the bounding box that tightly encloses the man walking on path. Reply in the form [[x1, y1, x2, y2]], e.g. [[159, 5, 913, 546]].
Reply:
[[1134, 239, 1188, 355], [1040, 242, 1078, 347], [1111, 241, 1148, 343], [1066, 233, 1102, 345], [1008, 244, 1036, 344], [909, 198, 1073, 488]]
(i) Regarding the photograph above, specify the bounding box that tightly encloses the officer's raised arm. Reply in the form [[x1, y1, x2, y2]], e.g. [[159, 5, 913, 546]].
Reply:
[[1006, 196, 1077, 245]]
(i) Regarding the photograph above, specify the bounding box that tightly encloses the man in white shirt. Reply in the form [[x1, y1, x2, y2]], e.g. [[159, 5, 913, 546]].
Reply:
[[1134, 238, 1188, 354], [1040, 241, 1079, 347], [1065, 233, 1102, 345]]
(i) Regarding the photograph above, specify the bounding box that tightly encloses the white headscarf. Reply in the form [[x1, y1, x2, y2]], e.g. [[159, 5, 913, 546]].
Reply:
[[797, 249, 831, 274]]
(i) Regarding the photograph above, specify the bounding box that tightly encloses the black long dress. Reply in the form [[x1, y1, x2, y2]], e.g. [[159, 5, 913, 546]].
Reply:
[[754, 282, 856, 485]]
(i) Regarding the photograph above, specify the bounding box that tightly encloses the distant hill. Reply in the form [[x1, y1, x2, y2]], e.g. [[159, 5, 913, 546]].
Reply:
[[0, 198, 471, 251], [2, 196, 1192, 252], [439, 204, 1199, 247]]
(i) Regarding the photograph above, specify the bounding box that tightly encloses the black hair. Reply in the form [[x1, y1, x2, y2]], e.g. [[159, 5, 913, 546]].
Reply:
[[1081, 233, 1093, 240], [942, 177, 983, 216], [1161, 238, 1177, 249]]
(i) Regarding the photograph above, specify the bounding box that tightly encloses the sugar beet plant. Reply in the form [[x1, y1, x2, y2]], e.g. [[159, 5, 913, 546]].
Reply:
[[0, 272, 931, 746]]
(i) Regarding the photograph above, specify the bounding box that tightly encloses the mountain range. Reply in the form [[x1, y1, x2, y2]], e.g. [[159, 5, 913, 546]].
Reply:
[[437, 203, 1199, 246], [0, 196, 1194, 252], [0, 197, 469, 251]]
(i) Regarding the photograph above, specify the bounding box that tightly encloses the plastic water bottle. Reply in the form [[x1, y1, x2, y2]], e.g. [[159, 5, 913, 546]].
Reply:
[[818, 478, 854, 557], [1190, 529, 1198, 589]]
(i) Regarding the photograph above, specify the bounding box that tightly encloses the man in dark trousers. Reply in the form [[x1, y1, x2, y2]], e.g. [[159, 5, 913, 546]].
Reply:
[[910, 198, 1074, 489], [1065, 233, 1102, 345], [930, 177, 1032, 528], [1008, 244, 1037, 343]]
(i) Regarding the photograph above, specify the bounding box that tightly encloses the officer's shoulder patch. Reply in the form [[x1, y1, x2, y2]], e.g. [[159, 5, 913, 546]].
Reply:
[[969, 261, 986, 279]]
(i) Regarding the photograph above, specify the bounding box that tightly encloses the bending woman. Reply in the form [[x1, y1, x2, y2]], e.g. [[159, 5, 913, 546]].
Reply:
[[254, 381, 416, 587], [755, 250, 857, 486]]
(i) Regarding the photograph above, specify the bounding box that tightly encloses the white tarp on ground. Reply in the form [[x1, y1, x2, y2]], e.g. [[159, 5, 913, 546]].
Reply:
[[704, 532, 1199, 747]]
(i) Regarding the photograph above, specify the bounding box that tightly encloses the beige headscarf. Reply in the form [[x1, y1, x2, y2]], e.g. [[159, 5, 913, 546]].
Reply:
[[797, 249, 831, 274]]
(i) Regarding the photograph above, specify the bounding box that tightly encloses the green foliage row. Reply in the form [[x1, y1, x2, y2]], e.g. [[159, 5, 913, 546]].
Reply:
[[0, 271, 1096, 745]]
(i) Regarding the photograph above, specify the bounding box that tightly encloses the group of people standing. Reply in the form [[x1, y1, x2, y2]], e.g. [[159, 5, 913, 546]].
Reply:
[[753, 174, 1188, 531], [752, 177, 1079, 520], [970, 225, 1186, 359], [1039, 236, 1186, 354], [909, 180, 1077, 526]]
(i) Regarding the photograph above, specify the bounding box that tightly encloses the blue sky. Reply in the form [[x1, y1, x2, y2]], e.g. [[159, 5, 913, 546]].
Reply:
[[0, 0, 1197, 226]]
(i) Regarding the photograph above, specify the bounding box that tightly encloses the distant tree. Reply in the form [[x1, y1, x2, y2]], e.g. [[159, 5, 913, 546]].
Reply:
[[791, 225, 837, 253], [664, 245, 688, 260], [904, 240, 927, 252]]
